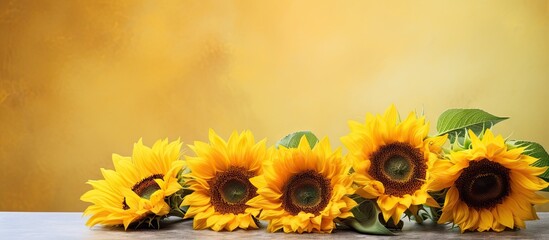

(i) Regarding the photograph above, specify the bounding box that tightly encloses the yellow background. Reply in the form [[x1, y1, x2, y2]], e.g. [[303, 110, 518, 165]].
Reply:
[[1, 1, 548, 212]]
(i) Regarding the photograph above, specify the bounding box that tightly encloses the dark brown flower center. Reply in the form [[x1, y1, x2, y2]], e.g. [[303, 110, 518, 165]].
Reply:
[[455, 159, 510, 209], [122, 174, 164, 210], [369, 142, 426, 197], [210, 167, 257, 214], [282, 170, 332, 215]]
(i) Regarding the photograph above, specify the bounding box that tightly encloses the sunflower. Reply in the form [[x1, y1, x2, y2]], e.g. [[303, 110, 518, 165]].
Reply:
[[81, 139, 185, 229], [431, 129, 549, 232], [181, 129, 267, 231], [341, 105, 446, 224], [247, 137, 357, 233]]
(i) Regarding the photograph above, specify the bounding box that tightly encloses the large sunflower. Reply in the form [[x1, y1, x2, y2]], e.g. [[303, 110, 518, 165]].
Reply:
[[432, 129, 549, 232], [247, 137, 357, 233], [341, 105, 446, 224], [81, 139, 185, 229], [181, 129, 267, 231]]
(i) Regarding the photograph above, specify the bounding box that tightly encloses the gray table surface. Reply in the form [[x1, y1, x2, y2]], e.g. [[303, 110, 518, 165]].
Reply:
[[1, 212, 548, 239]]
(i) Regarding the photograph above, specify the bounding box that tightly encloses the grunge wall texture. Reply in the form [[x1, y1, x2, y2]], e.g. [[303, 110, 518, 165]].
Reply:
[[1, 1, 548, 211]]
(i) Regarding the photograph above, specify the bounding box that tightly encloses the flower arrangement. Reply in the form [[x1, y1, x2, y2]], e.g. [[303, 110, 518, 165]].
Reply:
[[81, 105, 549, 234]]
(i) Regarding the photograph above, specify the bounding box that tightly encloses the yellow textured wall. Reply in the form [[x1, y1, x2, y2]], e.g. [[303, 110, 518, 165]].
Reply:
[[1, 1, 548, 212]]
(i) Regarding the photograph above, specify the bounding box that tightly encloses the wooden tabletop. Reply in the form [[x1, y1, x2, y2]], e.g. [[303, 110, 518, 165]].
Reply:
[[1, 212, 548, 239]]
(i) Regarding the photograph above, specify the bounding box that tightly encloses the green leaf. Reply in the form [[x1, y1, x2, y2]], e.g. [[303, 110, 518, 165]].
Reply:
[[276, 131, 319, 149], [437, 109, 508, 142], [344, 200, 394, 235], [509, 141, 549, 186]]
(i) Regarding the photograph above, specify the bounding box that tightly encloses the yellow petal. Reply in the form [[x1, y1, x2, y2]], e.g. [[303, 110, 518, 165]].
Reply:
[[477, 209, 493, 232], [378, 195, 399, 212], [495, 205, 514, 229]]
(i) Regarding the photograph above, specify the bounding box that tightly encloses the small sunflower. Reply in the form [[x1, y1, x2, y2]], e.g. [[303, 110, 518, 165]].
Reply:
[[81, 139, 185, 229], [247, 137, 357, 233], [432, 129, 549, 232], [341, 105, 446, 224], [181, 129, 267, 231]]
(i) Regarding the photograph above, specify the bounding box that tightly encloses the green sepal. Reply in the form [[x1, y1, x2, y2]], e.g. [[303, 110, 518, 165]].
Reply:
[[276, 131, 319, 149], [449, 130, 473, 151], [405, 206, 431, 224], [508, 140, 549, 191], [404, 189, 446, 224], [166, 165, 193, 218], [436, 109, 508, 143], [131, 214, 164, 229], [341, 196, 395, 235], [427, 188, 447, 222], [167, 189, 191, 218]]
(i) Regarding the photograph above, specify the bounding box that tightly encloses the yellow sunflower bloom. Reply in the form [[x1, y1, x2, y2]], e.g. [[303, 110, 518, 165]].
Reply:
[[432, 129, 549, 232], [247, 137, 357, 233], [181, 129, 267, 231], [341, 105, 446, 224], [81, 139, 185, 229]]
